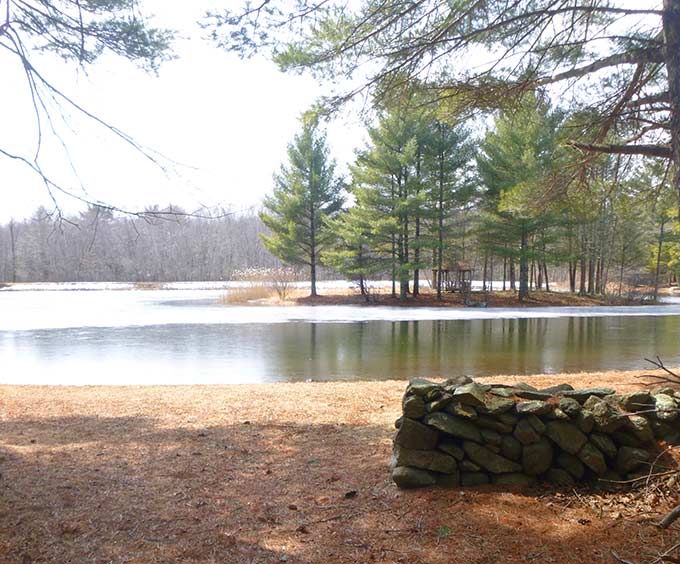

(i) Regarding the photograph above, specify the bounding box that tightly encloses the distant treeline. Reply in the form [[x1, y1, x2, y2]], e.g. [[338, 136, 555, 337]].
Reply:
[[0, 207, 280, 283]]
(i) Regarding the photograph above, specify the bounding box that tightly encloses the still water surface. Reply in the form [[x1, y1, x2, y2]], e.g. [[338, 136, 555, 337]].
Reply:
[[1, 288, 680, 385]]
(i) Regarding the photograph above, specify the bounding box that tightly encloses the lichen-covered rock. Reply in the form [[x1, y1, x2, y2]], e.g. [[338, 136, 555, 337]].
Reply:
[[617, 446, 650, 474], [395, 416, 403, 429], [461, 472, 490, 486], [481, 429, 502, 446], [446, 402, 478, 420], [479, 395, 516, 415], [392, 445, 458, 474], [395, 418, 439, 450], [514, 418, 541, 445], [492, 473, 536, 486], [541, 384, 575, 394], [516, 400, 553, 416], [575, 410, 595, 434], [558, 397, 582, 417], [654, 394, 679, 422], [612, 430, 643, 447], [589, 433, 618, 459], [515, 390, 553, 401], [402, 395, 426, 419], [463, 441, 523, 474], [619, 391, 654, 412], [498, 412, 519, 427], [438, 440, 465, 461], [424, 412, 483, 443], [501, 435, 522, 461], [562, 388, 615, 403], [546, 468, 576, 487], [443, 375, 474, 389], [392, 466, 437, 489], [436, 471, 461, 488], [577, 442, 607, 475], [557, 453, 585, 479], [460, 459, 482, 472], [453, 383, 487, 406], [548, 408, 571, 421], [627, 415, 655, 444], [527, 414, 546, 434], [545, 421, 588, 454], [408, 378, 441, 397], [475, 416, 513, 434], [426, 393, 454, 413], [522, 437, 553, 475], [586, 397, 627, 433]]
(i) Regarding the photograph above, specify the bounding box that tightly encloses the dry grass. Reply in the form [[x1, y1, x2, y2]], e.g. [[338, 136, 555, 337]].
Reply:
[[221, 284, 278, 304], [1, 370, 679, 564]]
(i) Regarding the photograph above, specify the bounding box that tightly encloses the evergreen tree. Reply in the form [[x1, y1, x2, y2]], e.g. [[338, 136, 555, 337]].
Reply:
[[260, 118, 344, 296]]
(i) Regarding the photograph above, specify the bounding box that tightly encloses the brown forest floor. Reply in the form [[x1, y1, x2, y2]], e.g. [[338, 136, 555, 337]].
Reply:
[[1, 371, 679, 564]]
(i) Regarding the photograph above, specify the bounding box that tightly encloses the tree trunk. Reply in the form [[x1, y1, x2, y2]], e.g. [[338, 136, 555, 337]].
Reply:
[[664, 0, 680, 215], [654, 218, 667, 302], [519, 229, 529, 301], [9, 219, 17, 283]]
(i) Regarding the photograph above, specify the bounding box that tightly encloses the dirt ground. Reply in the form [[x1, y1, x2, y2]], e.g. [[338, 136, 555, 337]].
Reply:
[[1, 370, 679, 564]]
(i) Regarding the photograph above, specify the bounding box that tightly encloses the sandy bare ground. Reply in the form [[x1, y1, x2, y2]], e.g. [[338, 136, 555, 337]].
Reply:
[[1, 371, 679, 564]]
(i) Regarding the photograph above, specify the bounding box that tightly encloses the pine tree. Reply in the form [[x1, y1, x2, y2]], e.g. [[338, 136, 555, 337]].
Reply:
[[260, 118, 344, 297]]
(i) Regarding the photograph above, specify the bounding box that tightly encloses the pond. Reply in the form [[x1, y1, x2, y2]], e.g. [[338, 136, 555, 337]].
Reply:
[[1, 286, 680, 385]]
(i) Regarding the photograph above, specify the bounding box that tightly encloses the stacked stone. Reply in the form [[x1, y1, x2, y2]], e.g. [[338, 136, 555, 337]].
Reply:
[[391, 376, 680, 489]]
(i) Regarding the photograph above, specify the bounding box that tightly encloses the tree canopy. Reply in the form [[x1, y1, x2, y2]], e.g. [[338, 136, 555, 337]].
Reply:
[[208, 0, 680, 206]]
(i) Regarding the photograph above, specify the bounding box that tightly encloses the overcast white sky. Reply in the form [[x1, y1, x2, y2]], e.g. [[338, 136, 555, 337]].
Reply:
[[0, 1, 366, 223]]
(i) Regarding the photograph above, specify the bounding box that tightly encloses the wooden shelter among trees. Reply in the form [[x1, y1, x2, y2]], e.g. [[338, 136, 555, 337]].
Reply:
[[434, 261, 473, 294]]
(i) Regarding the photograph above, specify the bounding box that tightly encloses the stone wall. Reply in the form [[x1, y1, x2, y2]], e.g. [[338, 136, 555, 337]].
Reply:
[[391, 377, 680, 489]]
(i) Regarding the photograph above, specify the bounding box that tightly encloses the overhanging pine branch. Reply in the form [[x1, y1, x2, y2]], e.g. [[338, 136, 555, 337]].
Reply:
[[568, 141, 671, 159]]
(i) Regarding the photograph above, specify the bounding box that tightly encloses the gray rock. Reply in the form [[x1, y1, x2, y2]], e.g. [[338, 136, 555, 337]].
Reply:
[[395, 418, 439, 450], [546, 468, 576, 487], [392, 445, 458, 474], [652, 386, 677, 396], [446, 402, 478, 420], [557, 453, 585, 479], [516, 400, 553, 416], [522, 437, 553, 475], [463, 441, 523, 474], [479, 395, 516, 415], [461, 472, 490, 486], [423, 412, 482, 443], [395, 416, 403, 429], [492, 473, 536, 486], [627, 415, 655, 444], [654, 394, 679, 422], [488, 386, 516, 398], [481, 429, 502, 446], [558, 397, 582, 417], [426, 393, 454, 413], [453, 383, 487, 407], [575, 410, 595, 434], [562, 388, 616, 403], [590, 433, 618, 459], [514, 418, 541, 445], [501, 435, 522, 461], [402, 395, 426, 419], [476, 416, 513, 434], [617, 446, 650, 474], [408, 378, 442, 397], [577, 442, 607, 475], [545, 421, 588, 455], [438, 440, 465, 461], [619, 391, 654, 412], [392, 466, 437, 489], [460, 459, 482, 472]]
